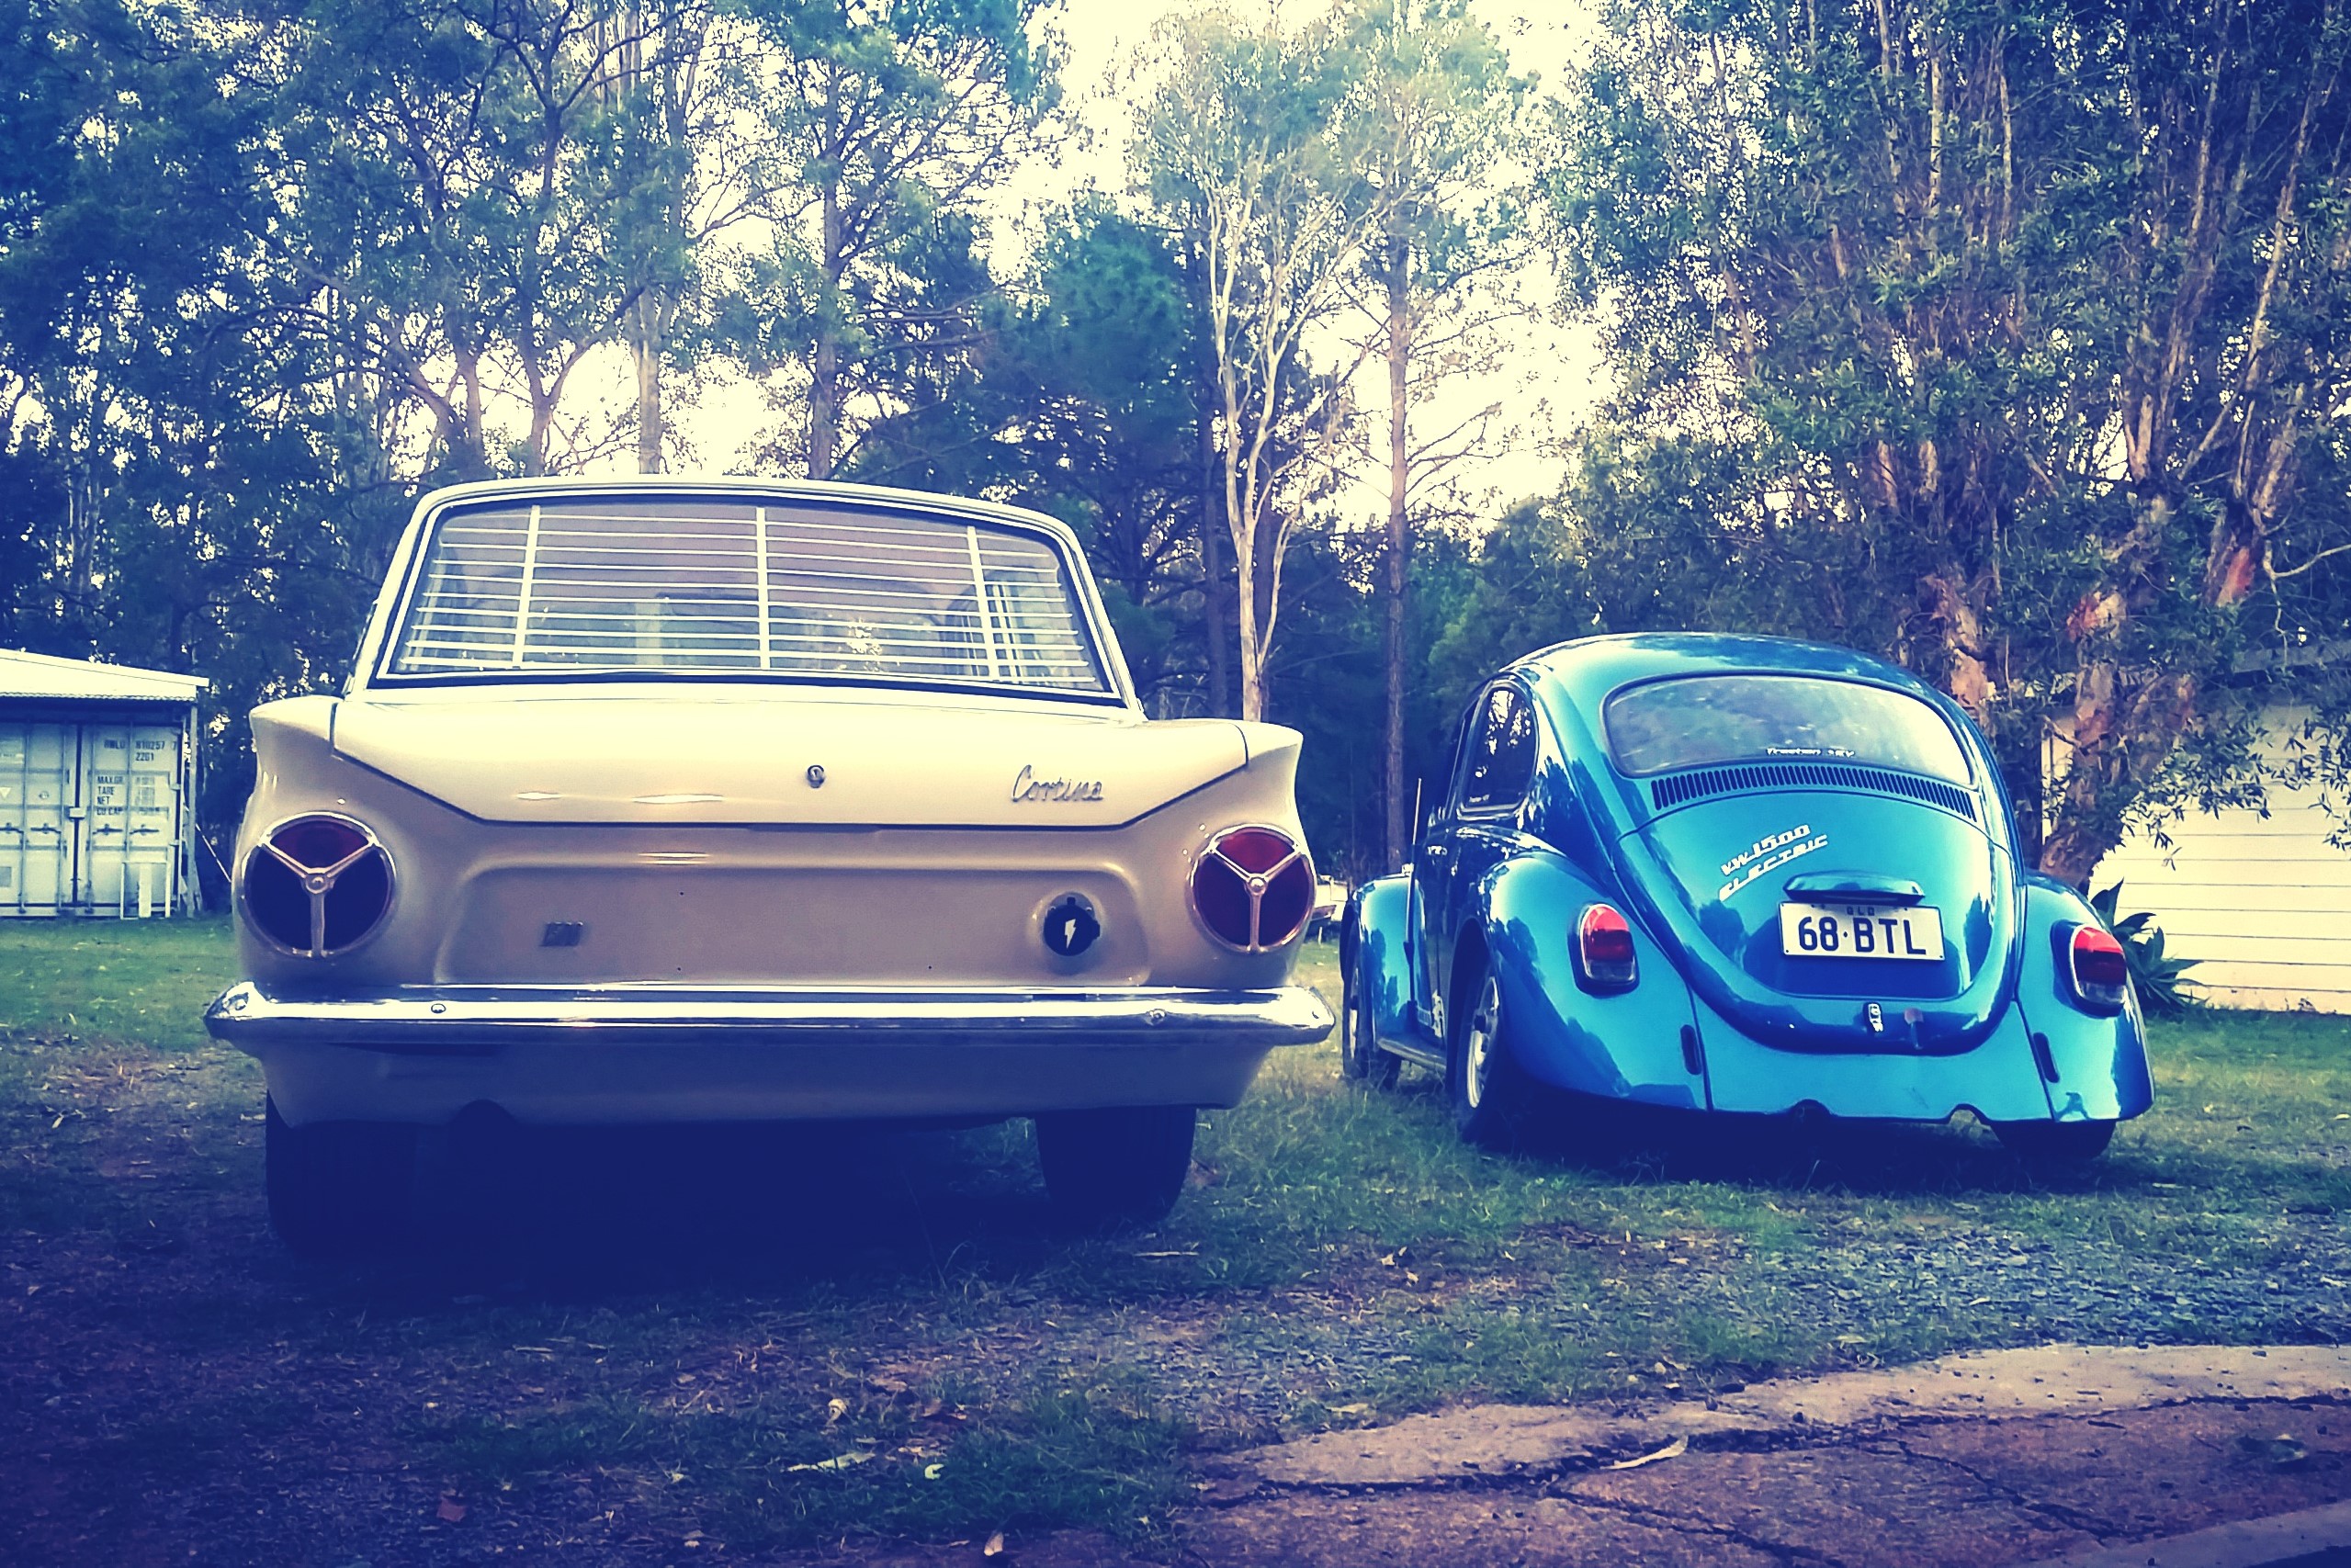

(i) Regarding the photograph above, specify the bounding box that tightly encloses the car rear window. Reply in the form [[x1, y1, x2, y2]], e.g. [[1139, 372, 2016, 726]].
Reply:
[[385, 495, 1111, 694], [1602, 674, 1972, 783]]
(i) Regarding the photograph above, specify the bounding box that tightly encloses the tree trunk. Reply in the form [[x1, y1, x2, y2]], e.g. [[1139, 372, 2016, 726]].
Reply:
[[809, 330, 838, 479], [1919, 562, 1992, 723], [1224, 417, 1267, 723], [450, 344, 490, 479], [2040, 662, 2200, 887], [1231, 512, 1266, 722], [2040, 488, 2270, 886], [1198, 375, 1232, 717], [632, 293, 664, 474], [808, 183, 842, 480], [526, 377, 555, 476], [1383, 231, 1412, 870], [1238, 598, 1270, 720]]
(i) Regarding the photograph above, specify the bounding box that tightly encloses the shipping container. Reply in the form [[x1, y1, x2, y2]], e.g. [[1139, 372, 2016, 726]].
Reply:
[[0, 650, 206, 918]]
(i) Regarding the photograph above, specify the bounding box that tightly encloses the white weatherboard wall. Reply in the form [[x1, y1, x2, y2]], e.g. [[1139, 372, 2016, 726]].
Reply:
[[0, 650, 206, 919], [2091, 712, 2351, 1015]]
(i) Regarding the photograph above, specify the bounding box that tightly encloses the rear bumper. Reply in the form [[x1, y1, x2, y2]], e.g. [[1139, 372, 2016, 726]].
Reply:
[[205, 981, 1333, 1126]]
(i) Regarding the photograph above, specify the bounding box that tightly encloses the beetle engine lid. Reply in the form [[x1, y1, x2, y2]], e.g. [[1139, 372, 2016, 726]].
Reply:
[[329, 688, 1252, 828], [1626, 788, 2017, 1050]]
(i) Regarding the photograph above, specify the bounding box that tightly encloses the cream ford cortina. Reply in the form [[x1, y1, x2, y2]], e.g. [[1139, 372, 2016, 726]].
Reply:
[[206, 476, 1333, 1252]]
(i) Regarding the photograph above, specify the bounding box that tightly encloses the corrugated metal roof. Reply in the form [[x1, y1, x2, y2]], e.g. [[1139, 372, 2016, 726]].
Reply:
[[0, 648, 207, 704]]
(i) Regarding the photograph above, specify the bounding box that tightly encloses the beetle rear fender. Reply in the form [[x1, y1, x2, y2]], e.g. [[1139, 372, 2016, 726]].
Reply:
[[1475, 852, 1709, 1110], [1348, 874, 1420, 1054], [2013, 875, 2155, 1122]]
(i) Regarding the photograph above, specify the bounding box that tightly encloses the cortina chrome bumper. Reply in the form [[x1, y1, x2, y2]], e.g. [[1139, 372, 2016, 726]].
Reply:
[[205, 981, 1335, 1055]]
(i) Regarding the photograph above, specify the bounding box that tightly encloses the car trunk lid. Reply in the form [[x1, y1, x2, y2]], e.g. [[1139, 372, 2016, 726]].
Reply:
[[330, 689, 1247, 828]]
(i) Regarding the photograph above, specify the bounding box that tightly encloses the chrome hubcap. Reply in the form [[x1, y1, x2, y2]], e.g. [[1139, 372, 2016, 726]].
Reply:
[[1464, 976, 1500, 1109]]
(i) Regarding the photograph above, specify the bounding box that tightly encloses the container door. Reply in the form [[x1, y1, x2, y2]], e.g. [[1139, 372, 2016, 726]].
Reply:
[[127, 723, 181, 916], [80, 724, 132, 912], [0, 722, 74, 913]]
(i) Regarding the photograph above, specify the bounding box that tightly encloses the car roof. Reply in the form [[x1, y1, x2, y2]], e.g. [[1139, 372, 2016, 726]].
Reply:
[[409, 473, 1089, 554], [1513, 632, 1948, 716]]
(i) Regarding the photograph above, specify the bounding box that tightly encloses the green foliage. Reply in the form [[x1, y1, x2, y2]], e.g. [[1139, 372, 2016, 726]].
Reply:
[[0, 0, 1068, 857], [1422, 499, 1595, 715], [1337, 0, 1528, 287], [848, 202, 1219, 708], [1543, 0, 2351, 877], [0, 0, 419, 839], [2088, 883, 2199, 1018], [730, 0, 1057, 478], [18, 0, 2344, 903]]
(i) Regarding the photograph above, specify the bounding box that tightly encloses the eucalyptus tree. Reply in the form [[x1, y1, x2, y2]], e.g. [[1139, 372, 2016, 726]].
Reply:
[[1340, 0, 1527, 867], [738, 0, 1057, 480], [603, 3, 786, 472], [1133, 6, 1397, 722], [1549, 0, 2351, 878], [265, 0, 668, 477]]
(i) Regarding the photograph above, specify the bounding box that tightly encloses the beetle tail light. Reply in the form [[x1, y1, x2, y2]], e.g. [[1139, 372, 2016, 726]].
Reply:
[[1192, 826, 1314, 952], [241, 815, 394, 957], [2067, 924, 2130, 1014], [1576, 903, 1639, 992]]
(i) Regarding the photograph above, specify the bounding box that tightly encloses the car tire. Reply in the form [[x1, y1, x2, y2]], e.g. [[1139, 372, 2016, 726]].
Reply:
[[1036, 1105, 1196, 1229], [1449, 955, 1533, 1148], [265, 1096, 419, 1258], [1994, 1119, 2116, 1163], [1340, 969, 1402, 1089]]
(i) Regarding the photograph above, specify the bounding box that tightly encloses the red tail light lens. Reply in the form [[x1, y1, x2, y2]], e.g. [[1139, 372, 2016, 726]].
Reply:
[[2067, 925, 2130, 1014], [1576, 903, 1639, 992], [241, 814, 394, 956], [1192, 826, 1314, 952]]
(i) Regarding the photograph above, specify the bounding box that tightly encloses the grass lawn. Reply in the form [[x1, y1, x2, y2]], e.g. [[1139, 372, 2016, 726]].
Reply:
[[2, 917, 2346, 1562], [0, 913, 232, 1051]]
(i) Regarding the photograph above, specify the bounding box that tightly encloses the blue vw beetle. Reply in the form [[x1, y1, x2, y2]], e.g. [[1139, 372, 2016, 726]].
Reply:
[[1342, 634, 2153, 1157]]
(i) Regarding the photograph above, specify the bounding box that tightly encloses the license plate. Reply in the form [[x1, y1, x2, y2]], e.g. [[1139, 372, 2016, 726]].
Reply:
[[1780, 902, 1943, 961]]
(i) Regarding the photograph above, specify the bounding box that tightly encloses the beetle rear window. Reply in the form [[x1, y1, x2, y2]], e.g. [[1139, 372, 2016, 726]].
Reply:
[[386, 496, 1110, 694], [1602, 674, 1972, 783]]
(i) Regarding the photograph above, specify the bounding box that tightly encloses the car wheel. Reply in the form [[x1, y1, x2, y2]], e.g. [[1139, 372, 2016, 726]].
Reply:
[[265, 1096, 419, 1258], [1449, 957, 1532, 1147], [1994, 1120, 2116, 1163], [1035, 1105, 1196, 1229], [1339, 969, 1402, 1089]]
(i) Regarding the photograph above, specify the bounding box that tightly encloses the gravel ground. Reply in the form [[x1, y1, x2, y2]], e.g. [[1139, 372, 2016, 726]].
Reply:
[[1732, 1219, 2351, 1347]]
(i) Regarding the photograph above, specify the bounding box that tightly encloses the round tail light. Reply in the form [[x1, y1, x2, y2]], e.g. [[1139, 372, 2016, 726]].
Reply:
[[1576, 903, 1639, 992], [241, 814, 394, 956], [1192, 826, 1314, 952], [2067, 924, 2130, 1014]]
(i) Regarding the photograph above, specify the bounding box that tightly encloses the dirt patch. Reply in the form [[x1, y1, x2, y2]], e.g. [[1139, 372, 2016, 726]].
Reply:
[[1177, 1399, 2351, 1568]]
